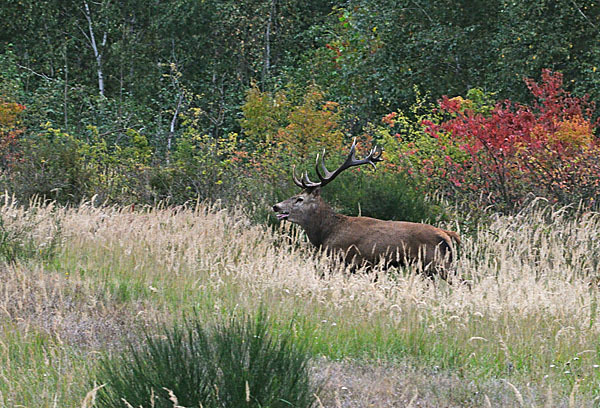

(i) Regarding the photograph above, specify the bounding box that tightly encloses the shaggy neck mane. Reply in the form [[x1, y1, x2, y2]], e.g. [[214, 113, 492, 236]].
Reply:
[[299, 200, 344, 248]]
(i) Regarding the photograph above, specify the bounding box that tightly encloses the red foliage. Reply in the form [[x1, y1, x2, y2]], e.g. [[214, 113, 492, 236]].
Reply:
[[381, 112, 398, 127], [417, 70, 600, 210], [0, 99, 26, 168]]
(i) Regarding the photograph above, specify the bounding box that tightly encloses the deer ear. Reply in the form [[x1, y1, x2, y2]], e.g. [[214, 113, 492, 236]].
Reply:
[[310, 187, 321, 196]]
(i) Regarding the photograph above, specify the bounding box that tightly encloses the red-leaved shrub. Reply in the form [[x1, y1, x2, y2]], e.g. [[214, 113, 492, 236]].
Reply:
[[0, 99, 25, 168], [411, 70, 599, 212]]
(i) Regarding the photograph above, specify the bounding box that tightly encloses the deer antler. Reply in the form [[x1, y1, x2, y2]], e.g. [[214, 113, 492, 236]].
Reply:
[[292, 138, 383, 189]]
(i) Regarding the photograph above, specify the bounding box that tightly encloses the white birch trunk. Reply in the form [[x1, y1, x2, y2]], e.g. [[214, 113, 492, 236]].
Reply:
[[83, 0, 106, 96], [166, 93, 184, 165], [262, 0, 275, 83]]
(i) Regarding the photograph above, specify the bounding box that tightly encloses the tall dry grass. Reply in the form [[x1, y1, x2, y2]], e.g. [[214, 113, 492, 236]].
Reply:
[[0, 197, 598, 406]]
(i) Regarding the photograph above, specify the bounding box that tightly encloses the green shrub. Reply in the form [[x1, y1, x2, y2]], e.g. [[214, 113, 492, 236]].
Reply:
[[4, 126, 92, 204], [94, 309, 317, 408], [322, 167, 446, 223], [238, 83, 346, 195], [80, 126, 154, 204], [150, 109, 245, 205]]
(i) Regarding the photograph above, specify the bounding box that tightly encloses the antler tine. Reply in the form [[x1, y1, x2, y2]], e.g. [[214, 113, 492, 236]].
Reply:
[[315, 138, 357, 184], [365, 145, 384, 169], [302, 171, 320, 188], [292, 164, 321, 189], [292, 165, 304, 188], [315, 150, 333, 182], [373, 144, 383, 160], [347, 137, 358, 162]]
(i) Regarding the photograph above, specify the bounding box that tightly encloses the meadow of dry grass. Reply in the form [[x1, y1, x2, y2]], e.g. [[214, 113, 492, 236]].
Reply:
[[0, 197, 599, 407]]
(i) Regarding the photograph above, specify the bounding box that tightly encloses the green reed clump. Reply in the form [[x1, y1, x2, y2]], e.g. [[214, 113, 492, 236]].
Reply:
[[94, 309, 318, 408]]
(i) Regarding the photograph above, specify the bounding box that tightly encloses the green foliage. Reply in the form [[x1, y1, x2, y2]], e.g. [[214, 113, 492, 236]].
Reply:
[[239, 84, 290, 146], [81, 126, 154, 204], [240, 83, 344, 158], [491, 1, 600, 103], [322, 167, 446, 223], [1, 0, 599, 215], [307, 0, 600, 125], [150, 110, 243, 204], [463, 88, 496, 115], [2, 0, 600, 135], [277, 85, 345, 161], [5, 126, 92, 204], [238, 84, 347, 200], [0, 51, 26, 100], [3, 121, 156, 205], [376, 87, 468, 172], [95, 309, 317, 408]]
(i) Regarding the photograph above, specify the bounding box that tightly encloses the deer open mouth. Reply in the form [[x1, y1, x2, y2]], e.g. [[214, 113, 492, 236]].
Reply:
[[276, 212, 289, 220]]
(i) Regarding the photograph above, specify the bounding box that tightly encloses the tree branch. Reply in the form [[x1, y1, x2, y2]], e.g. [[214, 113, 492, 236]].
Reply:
[[15, 63, 54, 81], [570, 0, 598, 31]]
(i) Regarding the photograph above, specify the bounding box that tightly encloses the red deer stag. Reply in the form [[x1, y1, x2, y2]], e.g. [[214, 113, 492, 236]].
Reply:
[[272, 140, 460, 274]]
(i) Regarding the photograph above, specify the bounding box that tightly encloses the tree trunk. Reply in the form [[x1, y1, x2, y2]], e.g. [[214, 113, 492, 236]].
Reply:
[[83, 0, 106, 96]]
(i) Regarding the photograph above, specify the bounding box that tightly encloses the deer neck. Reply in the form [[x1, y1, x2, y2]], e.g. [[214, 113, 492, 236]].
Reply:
[[301, 202, 344, 248]]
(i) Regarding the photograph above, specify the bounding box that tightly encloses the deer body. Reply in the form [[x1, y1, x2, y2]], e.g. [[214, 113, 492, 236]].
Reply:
[[273, 188, 459, 270], [272, 140, 460, 274]]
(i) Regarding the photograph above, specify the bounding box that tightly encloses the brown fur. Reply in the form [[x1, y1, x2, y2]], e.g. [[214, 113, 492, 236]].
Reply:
[[273, 188, 459, 273]]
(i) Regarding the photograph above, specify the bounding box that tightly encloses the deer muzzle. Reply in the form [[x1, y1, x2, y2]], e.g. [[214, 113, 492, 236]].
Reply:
[[272, 204, 289, 220]]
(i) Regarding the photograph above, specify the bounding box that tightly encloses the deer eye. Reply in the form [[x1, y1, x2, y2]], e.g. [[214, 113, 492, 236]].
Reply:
[[295, 197, 304, 203]]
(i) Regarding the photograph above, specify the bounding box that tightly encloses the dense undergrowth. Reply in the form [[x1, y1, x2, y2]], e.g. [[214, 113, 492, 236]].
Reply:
[[3, 66, 599, 225]]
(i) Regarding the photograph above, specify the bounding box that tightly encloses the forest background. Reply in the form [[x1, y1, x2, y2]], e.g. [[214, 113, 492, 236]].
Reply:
[[1, 0, 600, 218]]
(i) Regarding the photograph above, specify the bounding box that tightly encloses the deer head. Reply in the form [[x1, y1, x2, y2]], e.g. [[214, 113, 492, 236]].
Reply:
[[272, 139, 382, 229]]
